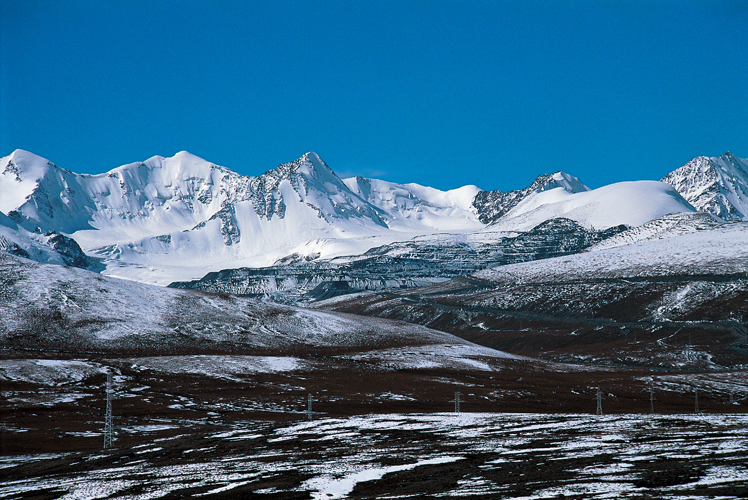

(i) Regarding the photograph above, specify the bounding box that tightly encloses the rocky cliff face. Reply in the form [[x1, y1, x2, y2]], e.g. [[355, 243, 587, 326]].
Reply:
[[497, 218, 627, 265], [169, 218, 625, 303]]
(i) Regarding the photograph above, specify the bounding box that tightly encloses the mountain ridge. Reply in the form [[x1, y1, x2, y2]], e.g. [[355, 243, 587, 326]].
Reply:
[[1, 148, 731, 285]]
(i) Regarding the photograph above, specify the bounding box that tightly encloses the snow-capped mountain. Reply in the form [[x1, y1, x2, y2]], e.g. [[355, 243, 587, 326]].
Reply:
[[661, 152, 748, 221], [344, 176, 481, 231], [472, 172, 590, 225], [489, 180, 694, 231], [1, 148, 701, 285], [0, 205, 101, 270], [0, 150, 486, 284], [472, 170, 694, 231]]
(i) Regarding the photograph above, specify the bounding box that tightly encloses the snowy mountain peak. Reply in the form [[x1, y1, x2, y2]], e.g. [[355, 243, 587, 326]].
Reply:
[[246, 152, 387, 227], [0, 150, 74, 225], [544, 172, 590, 193], [661, 152, 748, 221], [472, 171, 590, 225], [1, 148, 64, 185]]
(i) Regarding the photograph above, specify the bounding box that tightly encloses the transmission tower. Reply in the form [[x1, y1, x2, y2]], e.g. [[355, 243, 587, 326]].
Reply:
[[451, 390, 461, 413], [103, 371, 114, 449], [649, 385, 655, 414], [596, 388, 603, 415], [694, 387, 699, 413], [307, 393, 312, 420]]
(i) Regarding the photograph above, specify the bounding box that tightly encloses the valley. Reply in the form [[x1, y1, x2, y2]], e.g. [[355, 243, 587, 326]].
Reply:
[[2, 149, 748, 498]]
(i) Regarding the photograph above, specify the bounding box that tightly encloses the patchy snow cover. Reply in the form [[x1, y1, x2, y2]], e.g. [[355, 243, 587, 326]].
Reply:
[[125, 356, 306, 382], [9, 413, 742, 499], [302, 455, 462, 499], [0, 359, 104, 386], [586, 211, 724, 251], [339, 343, 523, 372]]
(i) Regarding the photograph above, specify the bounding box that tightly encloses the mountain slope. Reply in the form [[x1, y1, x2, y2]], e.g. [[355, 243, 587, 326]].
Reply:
[[344, 176, 482, 231], [661, 152, 748, 221], [490, 180, 695, 231], [472, 171, 694, 231], [0, 251, 511, 358], [318, 221, 748, 370], [170, 218, 627, 303]]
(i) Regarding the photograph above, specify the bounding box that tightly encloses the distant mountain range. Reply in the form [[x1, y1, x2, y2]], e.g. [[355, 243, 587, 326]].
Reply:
[[0, 149, 744, 288]]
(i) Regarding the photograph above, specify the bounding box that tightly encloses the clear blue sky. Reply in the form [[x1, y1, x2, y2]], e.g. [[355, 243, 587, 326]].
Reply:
[[1, 0, 746, 191]]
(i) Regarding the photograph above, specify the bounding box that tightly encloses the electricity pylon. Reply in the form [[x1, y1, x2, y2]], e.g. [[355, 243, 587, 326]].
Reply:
[[694, 387, 699, 413], [451, 390, 462, 413], [103, 371, 114, 449], [650, 386, 655, 414]]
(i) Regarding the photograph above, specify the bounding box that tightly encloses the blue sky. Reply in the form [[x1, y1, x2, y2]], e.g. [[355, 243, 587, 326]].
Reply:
[[1, 1, 746, 191]]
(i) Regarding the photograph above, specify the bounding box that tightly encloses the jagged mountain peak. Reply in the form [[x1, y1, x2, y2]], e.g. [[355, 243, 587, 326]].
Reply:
[[541, 171, 590, 193], [472, 171, 590, 225], [267, 151, 340, 186], [711, 151, 748, 174], [661, 152, 748, 221], [245, 151, 386, 226]]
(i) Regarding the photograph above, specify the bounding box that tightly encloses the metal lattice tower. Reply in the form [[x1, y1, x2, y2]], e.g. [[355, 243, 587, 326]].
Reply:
[[650, 386, 655, 414], [596, 388, 603, 415], [103, 371, 114, 449], [451, 390, 461, 413], [694, 387, 699, 413], [307, 394, 312, 420]]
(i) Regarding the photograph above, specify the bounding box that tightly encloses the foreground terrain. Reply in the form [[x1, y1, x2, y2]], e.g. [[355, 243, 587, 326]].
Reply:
[[2, 412, 747, 499], [2, 221, 748, 498]]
